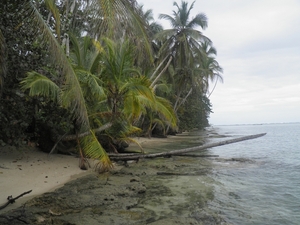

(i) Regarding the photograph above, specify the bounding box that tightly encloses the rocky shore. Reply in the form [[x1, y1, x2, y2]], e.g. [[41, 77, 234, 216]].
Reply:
[[0, 132, 232, 225]]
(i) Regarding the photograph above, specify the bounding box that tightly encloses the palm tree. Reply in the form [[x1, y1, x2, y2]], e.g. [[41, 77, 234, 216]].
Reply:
[[99, 38, 177, 133], [20, 34, 113, 171], [86, 0, 154, 68], [197, 41, 223, 97], [156, 0, 210, 66], [136, 4, 163, 36], [0, 0, 159, 171], [153, 1, 209, 112], [152, 0, 210, 97], [21, 34, 177, 168], [0, 30, 6, 94], [153, 1, 223, 131]]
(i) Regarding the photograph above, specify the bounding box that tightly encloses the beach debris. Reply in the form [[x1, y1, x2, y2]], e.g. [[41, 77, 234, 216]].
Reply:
[[0, 190, 32, 211], [49, 209, 61, 216]]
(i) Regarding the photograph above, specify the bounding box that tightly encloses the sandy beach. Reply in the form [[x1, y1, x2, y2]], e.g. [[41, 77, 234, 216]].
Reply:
[[0, 133, 211, 210], [0, 136, 177, 212], [0, 145, 90, 212], [0, 132, 229, 224]]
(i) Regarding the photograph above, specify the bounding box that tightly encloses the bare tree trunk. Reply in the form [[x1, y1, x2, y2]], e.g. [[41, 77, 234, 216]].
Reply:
[[175, 87, 193, 113], [149, 54, 170, 80], [109, 133, 267, 161], [150, 55, 173, 88]]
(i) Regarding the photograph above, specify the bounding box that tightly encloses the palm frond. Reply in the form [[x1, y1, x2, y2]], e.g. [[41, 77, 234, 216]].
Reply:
[[69, 32, 82, 67], [20, 71, 60, 102], [45, 0, 61, 42], [75, 69, 106, 101], [26, 2, 90, 130], [88, 0, 153, 64], [122, 76, 155, 120], [158, 13, 176, 27], [188, 13, 208, 29], [80, 130, 112, 172], [154, 96, 177, 128]]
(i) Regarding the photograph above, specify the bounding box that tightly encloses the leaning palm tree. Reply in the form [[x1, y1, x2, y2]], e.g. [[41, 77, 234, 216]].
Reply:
[[21, 35, 177, 168], [156, 0, 210, 67], [14, 0, 159, 171], [152, 1, 223, 131], [197, 41, 223, 97], [153, 1, 209, 117], [0, 29, 6, 93], [20, 33, 112, 171], [152, 0, 211, 94]]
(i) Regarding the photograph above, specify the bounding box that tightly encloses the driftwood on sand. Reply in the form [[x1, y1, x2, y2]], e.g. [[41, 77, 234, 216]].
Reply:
[[0, 190, 32, 211], [109, 133, 267, 161]]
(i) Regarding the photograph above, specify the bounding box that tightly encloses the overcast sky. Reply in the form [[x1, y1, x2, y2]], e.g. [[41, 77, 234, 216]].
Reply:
[[137, 0, 300, 125]]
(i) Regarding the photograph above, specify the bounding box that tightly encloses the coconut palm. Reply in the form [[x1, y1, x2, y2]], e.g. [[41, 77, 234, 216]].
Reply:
[[153, 0, 210, 102], [156, 0, 210, 66], [20, 34, 112, 171], [21, 34, 177, 168], [7, 0, 161, 171], [198, 41, 223, 97], [0, 30, 6, 93], [99, 38, 177, 129], [152, 1, 223, 131], [86, 0, 154, 68], [136, 4, 163, 36]]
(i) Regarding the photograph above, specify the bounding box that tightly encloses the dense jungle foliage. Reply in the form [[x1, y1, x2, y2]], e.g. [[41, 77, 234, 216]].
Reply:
[[0, 0, 223, 171]]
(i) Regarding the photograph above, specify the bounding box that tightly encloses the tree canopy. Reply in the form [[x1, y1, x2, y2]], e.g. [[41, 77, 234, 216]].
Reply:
[[0, 0, 223, 171]]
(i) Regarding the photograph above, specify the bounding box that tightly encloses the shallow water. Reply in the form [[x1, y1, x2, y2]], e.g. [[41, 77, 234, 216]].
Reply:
[[207, 123, 300, 225]]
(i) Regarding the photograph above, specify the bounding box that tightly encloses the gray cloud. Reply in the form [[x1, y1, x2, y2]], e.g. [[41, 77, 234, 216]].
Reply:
[[138, 0, 300, 125]]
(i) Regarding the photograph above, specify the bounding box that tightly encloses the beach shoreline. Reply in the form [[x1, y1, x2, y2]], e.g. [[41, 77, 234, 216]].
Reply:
[[0, 134, 198, 210], [0, 145, 90, 213], [0, 129, 230, 224]]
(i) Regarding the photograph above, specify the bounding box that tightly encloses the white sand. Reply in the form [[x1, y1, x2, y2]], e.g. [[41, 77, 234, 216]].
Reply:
[[0, 145, 89, 212]]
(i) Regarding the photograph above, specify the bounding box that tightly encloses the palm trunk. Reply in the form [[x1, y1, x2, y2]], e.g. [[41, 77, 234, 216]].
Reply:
[[61, 122, 113, 141], [150, 55, 173, 88], [174, 87, 193, 113], [149, 54, 170, 80], [165, 87, 193, 134], [109, 133, 267, 161]]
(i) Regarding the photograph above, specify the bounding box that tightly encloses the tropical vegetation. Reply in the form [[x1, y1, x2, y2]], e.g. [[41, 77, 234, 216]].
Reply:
[[0, 0, 222, 171]]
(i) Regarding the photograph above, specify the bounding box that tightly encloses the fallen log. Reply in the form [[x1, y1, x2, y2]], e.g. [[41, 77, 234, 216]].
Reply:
[[157, 171, 209, 176], [109, 133, 266, 161], [176, 154, 219, 157], [109, 153, 218, 158]]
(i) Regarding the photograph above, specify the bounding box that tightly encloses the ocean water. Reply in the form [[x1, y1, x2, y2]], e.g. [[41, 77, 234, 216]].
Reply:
[[207, 123, 300, 225]]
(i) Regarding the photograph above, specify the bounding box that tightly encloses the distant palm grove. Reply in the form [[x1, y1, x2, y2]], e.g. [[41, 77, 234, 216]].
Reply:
[[0, 0, 222, 170]]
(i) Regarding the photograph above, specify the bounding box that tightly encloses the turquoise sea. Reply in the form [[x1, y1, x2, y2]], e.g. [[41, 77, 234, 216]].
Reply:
[[208, 123, 300, 225]]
